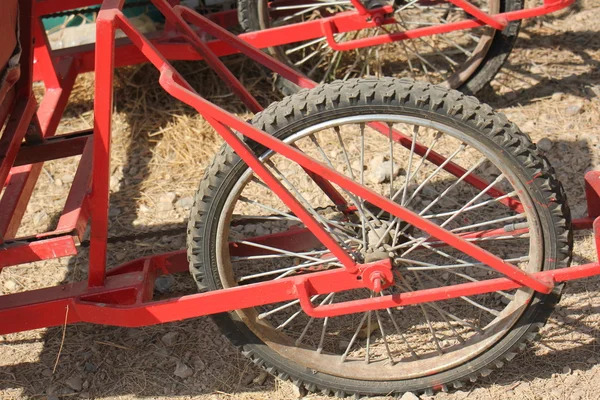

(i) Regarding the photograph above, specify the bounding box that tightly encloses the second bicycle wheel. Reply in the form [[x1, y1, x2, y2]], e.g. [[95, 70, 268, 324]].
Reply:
[[187, 78, 571, 397], [238, 0, 522, 93]]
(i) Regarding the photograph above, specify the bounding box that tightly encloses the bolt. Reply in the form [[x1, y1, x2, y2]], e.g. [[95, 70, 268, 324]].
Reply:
[[370, 272, 386, 292]]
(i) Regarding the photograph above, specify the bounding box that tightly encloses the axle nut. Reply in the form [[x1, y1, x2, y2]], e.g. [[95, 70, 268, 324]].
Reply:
[[370, 271, 386, 292]]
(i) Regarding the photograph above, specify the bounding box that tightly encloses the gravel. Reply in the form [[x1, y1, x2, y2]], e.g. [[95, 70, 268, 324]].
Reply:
[[161, 331, 180, 347], [400, 393, 420, 400], [65, 376, 83, 392], [537, 137, 553, 152], [173, 361, 194, 379]]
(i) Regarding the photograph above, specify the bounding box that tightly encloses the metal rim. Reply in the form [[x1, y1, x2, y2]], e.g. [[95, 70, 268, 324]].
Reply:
[[214, 114, 543, 381]]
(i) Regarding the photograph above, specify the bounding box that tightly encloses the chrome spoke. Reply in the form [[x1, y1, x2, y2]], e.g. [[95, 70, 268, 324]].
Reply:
[[341, 311, 370, 363], [375, 310, 396, 364], [295, 292, 336, 345]]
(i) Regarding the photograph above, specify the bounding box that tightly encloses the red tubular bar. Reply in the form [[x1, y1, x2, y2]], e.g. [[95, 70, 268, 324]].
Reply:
[[0, 95, 37, 195], [1, 251, 598, 333], [87, 3, 119, 287], [445, 0, 507, 30], [320, 0, 575, 52], [13, 130, 92, 167], [0, 236, 78, 270]]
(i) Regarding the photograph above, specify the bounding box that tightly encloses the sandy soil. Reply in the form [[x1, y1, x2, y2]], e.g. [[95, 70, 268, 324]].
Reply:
[[2, 0, 600, 399]]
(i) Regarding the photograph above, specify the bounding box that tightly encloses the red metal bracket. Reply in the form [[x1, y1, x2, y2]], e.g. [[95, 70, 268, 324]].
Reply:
[[585, 170, 600, 218]]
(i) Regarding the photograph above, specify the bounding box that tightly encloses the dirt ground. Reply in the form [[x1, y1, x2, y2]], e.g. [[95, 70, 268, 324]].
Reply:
[[2, 0, 600, 399]]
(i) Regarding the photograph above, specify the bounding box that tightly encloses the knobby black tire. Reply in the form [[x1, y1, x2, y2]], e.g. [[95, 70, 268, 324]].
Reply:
[[187, 78, 572, 397]]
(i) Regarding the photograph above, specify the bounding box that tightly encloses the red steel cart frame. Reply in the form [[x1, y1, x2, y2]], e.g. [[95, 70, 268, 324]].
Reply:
[[1, 0, 595, 335]]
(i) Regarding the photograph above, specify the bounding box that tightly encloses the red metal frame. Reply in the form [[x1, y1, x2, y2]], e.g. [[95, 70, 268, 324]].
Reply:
[[0, 0, 591, 336]]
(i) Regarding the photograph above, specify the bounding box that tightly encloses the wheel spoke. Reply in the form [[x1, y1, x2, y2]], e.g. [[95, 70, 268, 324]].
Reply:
[[341, 311, 370, 363], [375, 310, 396, 364], [295, 292, 336, 345]]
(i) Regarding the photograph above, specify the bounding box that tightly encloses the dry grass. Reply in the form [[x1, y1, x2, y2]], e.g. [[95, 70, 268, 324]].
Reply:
[[2, 0, 600, 399]]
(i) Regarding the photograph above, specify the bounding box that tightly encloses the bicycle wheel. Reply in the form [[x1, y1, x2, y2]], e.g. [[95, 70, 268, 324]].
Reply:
[[237, 0, 522, 94], [187, 78, 571, 397]]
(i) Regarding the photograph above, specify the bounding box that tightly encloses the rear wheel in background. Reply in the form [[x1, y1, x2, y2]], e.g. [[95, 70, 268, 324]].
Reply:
[[237, 0, 522, 94], [187, 78, 572, 397]]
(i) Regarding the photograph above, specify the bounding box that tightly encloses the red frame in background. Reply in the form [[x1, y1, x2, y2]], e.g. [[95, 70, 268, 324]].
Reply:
[[0, 0, 591, 335]]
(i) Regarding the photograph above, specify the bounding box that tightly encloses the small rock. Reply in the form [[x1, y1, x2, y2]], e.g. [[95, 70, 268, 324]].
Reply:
[[173, 361, 194, 379], [155, 347, 170, 357], [557, 142, 569, 153], [157, 201, 173, 212], [175, 196, 194, 210], [108, 207, 121, 217], [61, 174, 75, 184], [252, 370, 269, 385], [33, 211, 49, 226], [537, 137, 553, 152], [42, 368, 53, 377], [65, 376, 83, 392], [160, 192, 177, 204], [242, 373, 256, 386], [155, 275, 176, 293], [84, 362, 97, 373], [82, 380, 89, 390], [292, 384, 306, 399], [400, 392, 420, 400], [54, 178, 64, 187], [441, 272, 450, 281], [139, 204, 151, 213], [562, 366, 572, 375], [551, 92, 564, 101], [370, 160, 403, 184], [161, 331, 180, 347], [4, 280, 17, 291], [369, 154, 386, 171], [587, 357, 597, 364], [110, 176, 120, 190], [252, 225, 268, 237], [565, 104, 583, 116], [191, 355, 205, 371]]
